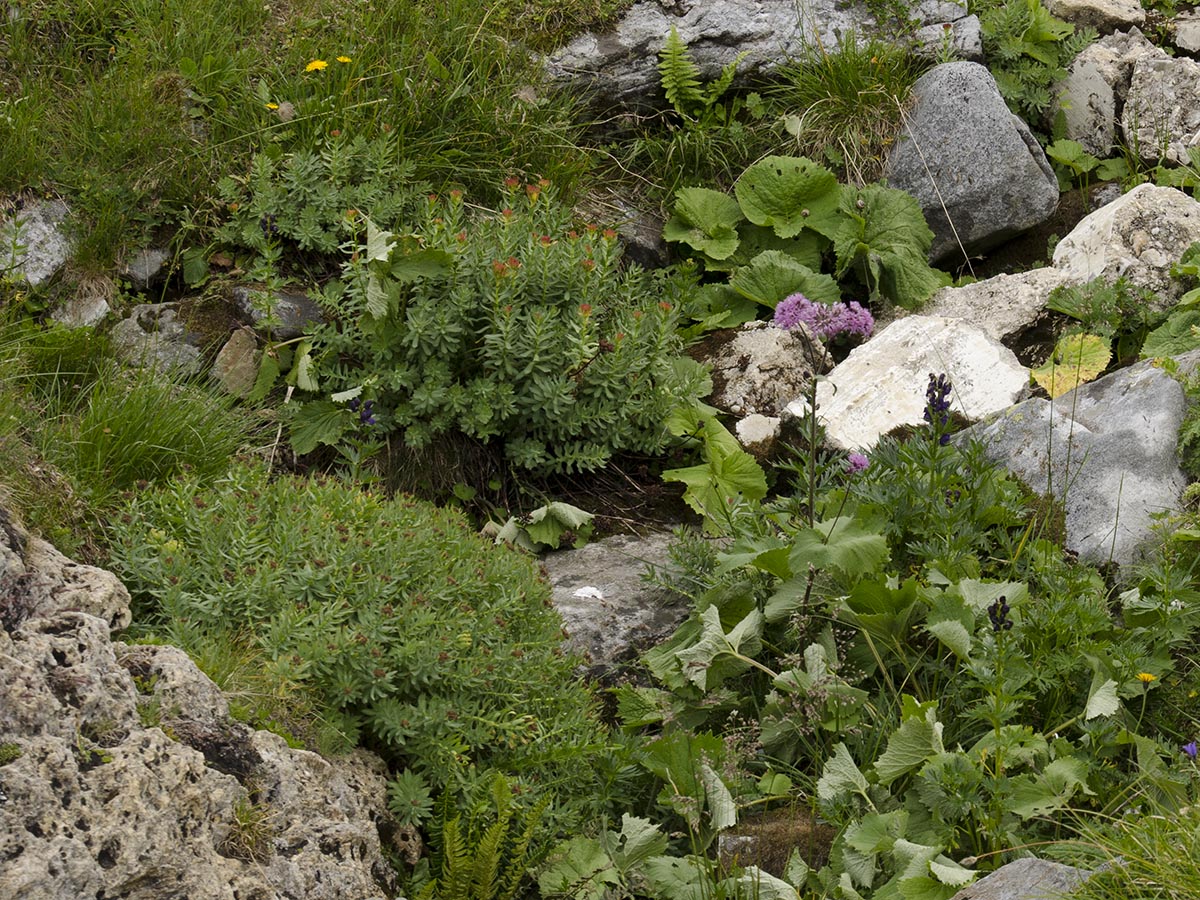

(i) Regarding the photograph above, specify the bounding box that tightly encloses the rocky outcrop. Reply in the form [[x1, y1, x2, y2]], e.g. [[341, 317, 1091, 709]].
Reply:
[[959, 354, 1192, 567], [1123, 52, 1200, 167], [784, 316, 1029, 451], [884, 62, 1060, 266], [0, 508, 399, 900], [1052, 183, 1200, 311], [542, 532, 690, 677], [949, 857, 1091, 900], [1046, 0, 1145, 34], [544, 0, 976, 111], [0, 199, 71, 288]]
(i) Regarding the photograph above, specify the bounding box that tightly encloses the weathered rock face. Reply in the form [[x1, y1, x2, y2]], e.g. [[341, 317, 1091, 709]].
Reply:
[[0, 508, 399, 900], [949, 857, 1091, 900], [958, 355, 1191, 568], [784, 315, 1029, 451], [921, 267, 1070, 345], [1123, 52, 1200, 167], [1, 199, 71, 288], [1052, 183, 1200, 311], [544, 0, 975, 111], [542, 532, 690, 676], [884, 62, 1060, 266], [1046, 0, 1145, 34], [232, 285, 326, 341], [109, 302, 205, 376], [690, 320, 831, 418]]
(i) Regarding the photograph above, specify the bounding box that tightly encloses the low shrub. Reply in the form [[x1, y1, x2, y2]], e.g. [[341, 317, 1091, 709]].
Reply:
[[107, 462, 612, 826]]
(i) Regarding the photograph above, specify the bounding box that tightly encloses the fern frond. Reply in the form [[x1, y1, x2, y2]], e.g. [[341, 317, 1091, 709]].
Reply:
[[658, 26, 704, 118], [498, 799, 549, 900], [703, 51, 747, 109]]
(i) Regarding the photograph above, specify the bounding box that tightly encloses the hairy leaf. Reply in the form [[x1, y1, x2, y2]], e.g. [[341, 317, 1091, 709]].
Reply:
[[735, 155, 843, 240], [729, 250, 842, 308]]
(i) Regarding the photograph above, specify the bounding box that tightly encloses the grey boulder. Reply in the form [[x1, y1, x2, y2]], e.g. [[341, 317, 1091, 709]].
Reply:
[[884, 62, 1060, 266]]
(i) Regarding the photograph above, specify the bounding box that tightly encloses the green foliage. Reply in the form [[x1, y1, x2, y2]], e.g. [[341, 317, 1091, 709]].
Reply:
[[107, 463, 611, 822], [627, 373, 1200, 900], [0, 742, 22, 766], [220, 796, 276, 863], [1031, 332, 1112, 398], [1045, 139, 1101, 191], [289, 181, 707, 474], [416, 776, 546, 900], [388, 769, 436, 829], [664, 155, 949, 315], [1061, 806, 1200, 900], [658, 27, 747, 126], [215, 133, 427, 276], [976, 0, 1096, 125], [772, 33, 930, 184], [45, 370, 249, 506]]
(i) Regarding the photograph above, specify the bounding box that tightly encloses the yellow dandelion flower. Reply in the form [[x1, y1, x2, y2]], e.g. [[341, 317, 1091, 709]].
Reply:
[[1137, 672, 1157, 683], [305, 59, 328, 72], [265, 102, 279, 110], [336, 55, 352, 63]]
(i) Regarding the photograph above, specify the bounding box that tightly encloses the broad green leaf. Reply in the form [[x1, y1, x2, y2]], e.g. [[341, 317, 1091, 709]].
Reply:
[[764, 574, 812, 623], [601, 814, 669, 872], [923, 593, 975, 661], [730, 222, 825, 272], [675, 605, 763, 690], [664, 187, 745, 260], [287, 339, 318, 391], [247, 347, 281, 404], [726, 868, 799, 900], [642, 856, 710, 900], [364, 217, 395, 262], [949, 579, 1028, 614], [700, 764, 737, 831], [833, 184, 950, 309], [789, 516, 890, 579], [729, 250, 842, 308], [1085, 676, 1120, 720], [365, 270, 388, 319], [288, 400, 352, 455], [537, 836, 618, 900], [783, 851, 810, 889], [874, 705, 944, 785], [521, 502, 594, 549], [1141, 309, 1200, 358], [613, 685, 673, 727], [644, 731, 726, 807], [735, 155, 844, 240], [1032, 332, 1111, 398], [1008, 757, 1092, 818], [1045, 139, 1100, 175], [390, 248, 454, 283], [845, 810, 908, 854], [817, 742, 869, 802], [928, 858, 976, 888]]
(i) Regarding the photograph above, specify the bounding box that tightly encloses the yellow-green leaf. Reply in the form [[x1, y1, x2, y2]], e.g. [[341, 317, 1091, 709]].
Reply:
[[1031, 333, 1110, 398]]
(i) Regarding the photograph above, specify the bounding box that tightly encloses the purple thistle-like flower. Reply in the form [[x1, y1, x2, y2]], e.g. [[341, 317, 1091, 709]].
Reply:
[[846, 452, 870, 474], [774, 293, 874, 341], [1184, 740, 1198, 760]]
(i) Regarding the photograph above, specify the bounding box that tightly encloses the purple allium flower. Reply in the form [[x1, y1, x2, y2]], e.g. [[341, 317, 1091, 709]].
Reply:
[[846, 452, 869, 474], [774, 293, 874, 341], [1184, 740, 1198, 760]]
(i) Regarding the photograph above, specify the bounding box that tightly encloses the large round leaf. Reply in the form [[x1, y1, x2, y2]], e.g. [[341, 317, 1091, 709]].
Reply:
[[734, 155, 843, 240], [663, 186, 745, 261], [729, 250, 842, 308], [1032, 333, 1111, 398]]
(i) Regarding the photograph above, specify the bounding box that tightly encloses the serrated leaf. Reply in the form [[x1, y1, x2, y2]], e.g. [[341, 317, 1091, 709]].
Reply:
[[834, 184, 950, 309], [522, 502, 594, 549], [675, 605, 763, 690], [1032, 332, 1111, 398], [845, 810, 908, 854], [365, 270, 388, 319], [288, 339, 319, 392], [288, 400, 351, 455], [642, 856, 710, 900], [729, 250, 842, 308], [735, 155, 843, 240], [789, 516, 889, 579], [929, 858, 976, 888], [364, 217, 394, 262], [664, 187, 745, 260], [247, 347, 281, 404], [1085, 676, 1120, 720], [726, 868, 799, 900], [874, 706, 944, 785], [537, 836, 618, 900], [817, 742, 869, 802], [1008, 757, 1092, 818], [601, 814, 669, 872], [923, 592, 975, 661], [1141, 309, 1200, 358], [700, 764, 737, 831]]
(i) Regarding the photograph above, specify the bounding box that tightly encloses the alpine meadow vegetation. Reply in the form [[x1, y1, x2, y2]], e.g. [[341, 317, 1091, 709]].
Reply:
[[3, 1, 1200, 899]]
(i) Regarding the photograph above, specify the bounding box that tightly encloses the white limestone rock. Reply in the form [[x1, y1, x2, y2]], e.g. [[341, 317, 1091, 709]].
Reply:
[[1052, 184, 1200, 311], [0, 200, 71, 287], [1122, 53, 1200, 167], [785, 316, 1029, 451], [922, 267, 1071, 343], [1046, 0, 1145, 33]]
